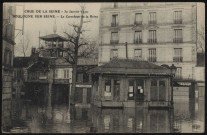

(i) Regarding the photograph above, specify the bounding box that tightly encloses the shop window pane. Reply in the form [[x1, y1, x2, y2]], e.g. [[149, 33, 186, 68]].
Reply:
[[150, 80, 158, 101], [105, 80, 111, 92], [151, 80, 157, 86], [159, 81, 166, 101], [128, 80, 134, 100]]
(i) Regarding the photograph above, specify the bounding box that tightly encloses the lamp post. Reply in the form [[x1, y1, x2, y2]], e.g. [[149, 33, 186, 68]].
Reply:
[[170, 64, 177, 108]]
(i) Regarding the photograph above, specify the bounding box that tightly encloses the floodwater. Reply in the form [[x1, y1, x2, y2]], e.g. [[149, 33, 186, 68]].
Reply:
[[2, 96, 205, 133]]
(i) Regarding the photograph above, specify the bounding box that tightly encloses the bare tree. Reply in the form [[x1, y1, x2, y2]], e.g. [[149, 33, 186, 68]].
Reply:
[[63, 4, 96, 104], [197, 25, 205, 54], [15, 32, 30, 57]]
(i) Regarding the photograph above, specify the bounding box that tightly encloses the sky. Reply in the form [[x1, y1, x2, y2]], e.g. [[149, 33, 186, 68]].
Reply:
[[12, 2, 205, 56], [14, 2, 101, 56]]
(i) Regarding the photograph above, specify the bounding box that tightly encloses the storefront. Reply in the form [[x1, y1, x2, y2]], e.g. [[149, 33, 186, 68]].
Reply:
[[89, 59, 172, 108]]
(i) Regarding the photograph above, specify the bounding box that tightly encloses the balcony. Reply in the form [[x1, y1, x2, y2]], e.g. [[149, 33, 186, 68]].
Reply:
[[148, 39, 157, 44], [111, 22, 119, 27], [148, 57, 157, 62], [149, 20, 157, 25], [134, 39, 142, 44], [173, 38, 183, 43], [174, 19, 182, 24], [134, 21, 142, 25], [173, 57, 183, 62], [110, 40, 119, 44]]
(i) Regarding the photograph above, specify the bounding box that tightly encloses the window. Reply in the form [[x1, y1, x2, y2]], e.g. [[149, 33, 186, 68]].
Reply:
[[111, 49, 118, 59], [52, 41, 56, 47], [111, 14, 118, 27], [149, 12, 156, 24], [111, 32, 119, 44], [148, 48, 156, 62], [134, 49, 142, 59], [174, 11, 182, 24], [174, 48, 183, 62], [135, 13, 142, 25], [105, 80, 112, 97], [58, 42, 63, 47], [148, 30, 157, 43], [174, 29, 182, 43], [83, 73, 89, 83], [4, 24, 13, 39], [64, 69, 69, 78], [128, 80, 134, 100], [4, 49, 12, 66], [150, 80, 166, 101], [7, 24, 13, 39], [134, 31, 142, 44], [175, 67, 182, 79], [77, 73, 83, 83], [105, 80, 111, 92], [59, 51, 63, 57], [114, 2, 118, 8]]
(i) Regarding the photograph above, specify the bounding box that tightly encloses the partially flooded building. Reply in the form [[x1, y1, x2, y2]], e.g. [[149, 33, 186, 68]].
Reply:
[[89, 59, 172, 108]]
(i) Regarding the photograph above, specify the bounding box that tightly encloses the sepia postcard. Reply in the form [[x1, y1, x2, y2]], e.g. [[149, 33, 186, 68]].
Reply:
[[2, 2, 205, 133]]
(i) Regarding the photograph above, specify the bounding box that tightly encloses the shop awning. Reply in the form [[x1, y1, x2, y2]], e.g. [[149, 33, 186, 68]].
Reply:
[[88, 59, 171, 76]]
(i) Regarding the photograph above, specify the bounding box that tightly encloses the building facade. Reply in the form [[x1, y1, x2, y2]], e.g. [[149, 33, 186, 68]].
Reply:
[[98, 2, 197, 82], [2, 3, 16, 131], [2, 3, 16, 100], [89, 59, 173, 108]]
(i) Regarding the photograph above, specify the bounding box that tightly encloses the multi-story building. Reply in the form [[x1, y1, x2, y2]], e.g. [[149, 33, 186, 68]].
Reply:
[[98, 2, 197, 82], [2, 3, 16, 131]]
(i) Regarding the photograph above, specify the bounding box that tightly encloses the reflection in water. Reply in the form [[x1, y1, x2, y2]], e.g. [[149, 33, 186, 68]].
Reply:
[[2, 97, 204, 133]]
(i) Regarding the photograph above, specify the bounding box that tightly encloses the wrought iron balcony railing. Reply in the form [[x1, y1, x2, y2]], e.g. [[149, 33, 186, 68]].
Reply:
[[110, 40, 119, 44], [173, 57, 183, 62], [134, 21, 142, 25], [148, 39, 157, 44], [174, 19, 182, 24], [149, 20, 157, 24], [134, 39, 142, 44], [173, 38, 183, 43], [111, 22, 119, 27], [148, 57, 157, 62]]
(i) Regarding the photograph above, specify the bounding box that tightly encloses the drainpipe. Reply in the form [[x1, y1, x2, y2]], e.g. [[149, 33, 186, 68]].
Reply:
[[125, 42, 128, 59]]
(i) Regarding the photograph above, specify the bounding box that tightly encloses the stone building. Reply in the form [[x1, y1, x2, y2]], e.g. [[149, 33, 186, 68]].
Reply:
[[2, 3, 16, 131], [98, 2, 197, 83], [2, 3, 16, 101]]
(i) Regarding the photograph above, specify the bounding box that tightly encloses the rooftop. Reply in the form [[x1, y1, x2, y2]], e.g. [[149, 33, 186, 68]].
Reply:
[[39, 34, 68, 41], [88, 58, 171, 75], [13, 57, 32, 68]]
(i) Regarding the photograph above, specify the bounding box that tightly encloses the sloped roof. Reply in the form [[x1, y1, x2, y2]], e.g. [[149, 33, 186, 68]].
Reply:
[[88, 59, 171, 75], [28, 57, 51, 71], [13, 57, 32, 68], [39, 34, 68, 41]]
